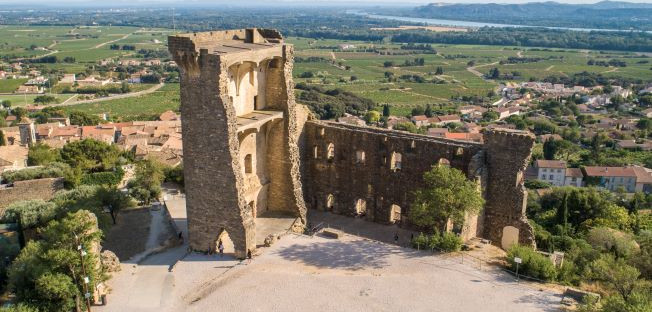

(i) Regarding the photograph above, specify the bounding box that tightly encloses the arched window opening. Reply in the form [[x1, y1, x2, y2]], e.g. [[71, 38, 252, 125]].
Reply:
[[215, 229, 235, 256], [456, 147, 464, 156], [390, 152, 402, 171], [326, 194, 335, 212], [390, 204, 402, 223], [438, 158, 450, 167], [356, 150, 366, 164], [313, 145, 319, 159], [326, 143, 335, 161], [355, 199, 367, 216], [319, 128, 325, 136], [244, 154, 253, 174], [410, 140, 416, 150]]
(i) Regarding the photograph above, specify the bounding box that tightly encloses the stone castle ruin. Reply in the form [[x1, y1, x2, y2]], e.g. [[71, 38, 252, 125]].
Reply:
[[169, 28, 536, 258]]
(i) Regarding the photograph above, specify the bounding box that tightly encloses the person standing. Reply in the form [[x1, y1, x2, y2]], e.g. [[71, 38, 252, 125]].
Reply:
[[247, 249, 252, 264], [218, 240, 224, 258]]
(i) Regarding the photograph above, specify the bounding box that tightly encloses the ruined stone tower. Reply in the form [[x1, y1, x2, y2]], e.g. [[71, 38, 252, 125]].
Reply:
[[171, 28, 537, 255], [169, 29, 307, 258]]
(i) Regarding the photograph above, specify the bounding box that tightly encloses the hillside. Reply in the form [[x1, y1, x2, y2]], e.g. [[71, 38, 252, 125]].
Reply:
[[406, 1, 652, 31]]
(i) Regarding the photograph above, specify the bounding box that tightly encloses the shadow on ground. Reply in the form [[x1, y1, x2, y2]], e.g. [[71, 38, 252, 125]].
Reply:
[[514, 293, 563, 312], [275, 236, 408, 270]]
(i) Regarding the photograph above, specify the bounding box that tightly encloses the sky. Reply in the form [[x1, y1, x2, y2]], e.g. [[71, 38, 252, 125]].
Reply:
[[0, 0, 651, 4], [1, 0, 652, 5]]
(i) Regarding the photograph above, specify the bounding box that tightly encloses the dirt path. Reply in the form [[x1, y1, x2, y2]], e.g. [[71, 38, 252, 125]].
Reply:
[[603, 67, 619, 73], [516, 50, 523, 57], [94, 33, 132, 49], [51, 82, 165, 107], [467, 61, 499, 78], [545, 65, 554, 71]]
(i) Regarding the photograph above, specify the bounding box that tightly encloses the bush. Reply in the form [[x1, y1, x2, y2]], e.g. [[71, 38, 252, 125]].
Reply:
[[1, 200, 58, 229], [1, 162, 67, 183], [80, 168, 124, 186], [411, 231, 462, 252], [507, 245, 557, 281], [525, 180, 553, 189]]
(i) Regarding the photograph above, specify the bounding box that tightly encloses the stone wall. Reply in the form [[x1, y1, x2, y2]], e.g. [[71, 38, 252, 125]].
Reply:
[[0, 178, 64, 211], [301, 121, 535, 246]]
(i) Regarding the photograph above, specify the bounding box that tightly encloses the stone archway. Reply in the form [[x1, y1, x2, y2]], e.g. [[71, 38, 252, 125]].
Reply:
[[501, 226, 520, 250]]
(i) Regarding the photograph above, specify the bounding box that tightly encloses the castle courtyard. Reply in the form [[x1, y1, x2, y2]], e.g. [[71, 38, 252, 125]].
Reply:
[[97, 232, 562, 312]]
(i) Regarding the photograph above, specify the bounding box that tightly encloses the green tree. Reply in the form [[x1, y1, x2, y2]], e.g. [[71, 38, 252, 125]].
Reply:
[[409, 165, 484, 232], [128, 159, 164, 205], [364, 110, 381, 124], [482, 110, 499, 122], [543, 138, 560, 160], [68, 111, 101, 126], [424, 104, 433, 117], [435, 66, 444, 75], [8, 210, 103, 312], [588, 255, 640, 302], [27, 144, 61, 166], [60, 139, 122, 172], [382, 104, 390, 117]]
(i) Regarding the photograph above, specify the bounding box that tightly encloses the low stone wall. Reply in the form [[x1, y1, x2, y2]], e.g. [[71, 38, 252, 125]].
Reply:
[[0, 178, 64, 211]]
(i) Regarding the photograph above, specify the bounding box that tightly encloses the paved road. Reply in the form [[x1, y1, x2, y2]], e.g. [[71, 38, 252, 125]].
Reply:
[[50, 82, 165, 107]]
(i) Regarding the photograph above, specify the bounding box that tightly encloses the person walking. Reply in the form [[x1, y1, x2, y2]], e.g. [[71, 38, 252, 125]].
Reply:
[[247, 249, 252, 264], [394, 232, 399, 245], [218, 240, 224, 258]]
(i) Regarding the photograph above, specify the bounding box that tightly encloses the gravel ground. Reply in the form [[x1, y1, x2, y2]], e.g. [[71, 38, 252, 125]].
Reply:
[[98, 233, 562, 312], [102, 208, 151, 261]]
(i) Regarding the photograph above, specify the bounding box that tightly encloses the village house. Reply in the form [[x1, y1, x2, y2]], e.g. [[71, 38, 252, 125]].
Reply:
[[427, 127, 448, 138], [337, 114, 366, 127], [0, 145, 29, 172], [410, 115, 429, 127], [431, 114, 461, 126], [583, 166, 638, 193], [564, 168, 584, 187], [386, 116, 410, 130], [76, 76, 112, 87], [616, 139, 652, 151], [14, 85, 43, 94], [535, 160, 568, 186]]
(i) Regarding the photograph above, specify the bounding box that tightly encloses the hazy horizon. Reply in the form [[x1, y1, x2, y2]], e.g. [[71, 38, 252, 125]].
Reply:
[[1, 0, 652, 6]]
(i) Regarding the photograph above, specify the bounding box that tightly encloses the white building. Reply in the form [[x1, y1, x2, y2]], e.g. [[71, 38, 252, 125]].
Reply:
[[536, 160, 567, 186]]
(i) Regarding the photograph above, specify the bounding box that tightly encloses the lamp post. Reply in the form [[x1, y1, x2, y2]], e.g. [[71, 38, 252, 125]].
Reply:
[[74, 234, 92, 312]]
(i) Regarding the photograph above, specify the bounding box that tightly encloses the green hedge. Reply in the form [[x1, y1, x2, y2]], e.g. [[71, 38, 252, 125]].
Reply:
[[80, 169, 124, 186], [1, 163, 66, 183]]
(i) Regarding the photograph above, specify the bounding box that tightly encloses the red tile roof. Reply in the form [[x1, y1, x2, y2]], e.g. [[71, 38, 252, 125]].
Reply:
[[536, 160, 567, 169], [583, 166, 636, 177]]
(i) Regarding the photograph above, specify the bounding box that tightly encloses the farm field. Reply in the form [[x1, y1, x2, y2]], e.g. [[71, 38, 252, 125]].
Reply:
[[61, 83, 180, 119], [0, 93, 76, 107], [4, 29, 652, 118], [0, 25, 169, 67], [287, 37, 652, 114], [0, 78, 28, 93]]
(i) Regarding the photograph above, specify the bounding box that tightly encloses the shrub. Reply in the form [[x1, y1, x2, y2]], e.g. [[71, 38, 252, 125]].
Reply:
[[507, 245, 557, 281], [80, 168, 124, 186], [411, 231, 462, 252], [1, 163, 67, 183], [1, 200, 58, 229]]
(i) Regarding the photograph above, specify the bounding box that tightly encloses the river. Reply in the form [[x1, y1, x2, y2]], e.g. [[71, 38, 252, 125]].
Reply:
[[350, 11, 652, 34]]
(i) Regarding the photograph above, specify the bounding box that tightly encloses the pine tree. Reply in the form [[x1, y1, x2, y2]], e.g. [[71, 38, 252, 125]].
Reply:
[[382, 104, 390, 117], [424, 104, 433, 117]]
